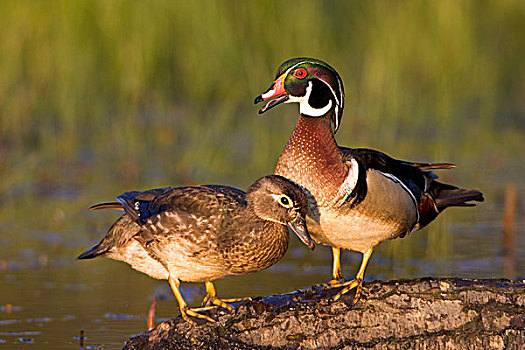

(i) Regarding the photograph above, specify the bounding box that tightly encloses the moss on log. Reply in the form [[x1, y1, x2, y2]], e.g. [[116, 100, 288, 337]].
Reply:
[[123, 278, 524, 349]]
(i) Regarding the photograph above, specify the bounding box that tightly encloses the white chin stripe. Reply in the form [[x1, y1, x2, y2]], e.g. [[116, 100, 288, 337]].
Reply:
[[301, 99, 332, 117], [289, 81, 332, 117]]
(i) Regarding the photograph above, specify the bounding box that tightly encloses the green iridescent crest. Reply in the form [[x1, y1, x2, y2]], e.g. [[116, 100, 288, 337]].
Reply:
[[277, 58, 345, 133]]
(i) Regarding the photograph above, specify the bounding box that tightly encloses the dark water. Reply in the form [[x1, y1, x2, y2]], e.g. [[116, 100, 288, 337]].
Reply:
[[0, 183, 523, 349]]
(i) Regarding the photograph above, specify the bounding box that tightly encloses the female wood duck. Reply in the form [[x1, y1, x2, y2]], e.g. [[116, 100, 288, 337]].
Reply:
[[255, 57, 484, 303], [78, 175, 314, 324]]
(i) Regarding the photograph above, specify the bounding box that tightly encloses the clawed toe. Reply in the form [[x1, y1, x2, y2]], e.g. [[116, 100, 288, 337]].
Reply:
[[204, 296, 235, 312], [201, 281, 248, 312], [189, 305, 217, 313], [332, 278, 363, 303], [219, 296, 252, 303], [314, 278, 346, 289], [183, 307, 216, 323], [331, 248, 372, 303]]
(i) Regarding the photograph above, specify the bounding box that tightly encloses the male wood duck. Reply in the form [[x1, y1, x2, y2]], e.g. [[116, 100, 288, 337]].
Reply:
[[255, 57, 484, 302], [78, 175, 314, 324]]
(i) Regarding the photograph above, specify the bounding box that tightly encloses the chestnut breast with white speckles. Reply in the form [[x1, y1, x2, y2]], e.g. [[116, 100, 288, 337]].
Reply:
[[275, 115, 350, 207]]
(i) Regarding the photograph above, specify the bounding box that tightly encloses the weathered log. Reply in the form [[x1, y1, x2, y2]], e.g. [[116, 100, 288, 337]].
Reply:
[[124, 278, 525, 350]]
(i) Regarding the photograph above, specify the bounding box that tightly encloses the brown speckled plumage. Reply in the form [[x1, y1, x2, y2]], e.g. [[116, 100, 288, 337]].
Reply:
[[78, 175, 313, 323]]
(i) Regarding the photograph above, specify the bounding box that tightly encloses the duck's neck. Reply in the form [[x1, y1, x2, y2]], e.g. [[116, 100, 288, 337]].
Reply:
[[275, 113, 348, 206], [226, 211, 289, 273]]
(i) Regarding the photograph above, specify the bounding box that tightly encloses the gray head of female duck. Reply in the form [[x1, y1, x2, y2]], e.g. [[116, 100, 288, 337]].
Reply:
[[254, 57, 345, 133], [246, 175, 313, 250]]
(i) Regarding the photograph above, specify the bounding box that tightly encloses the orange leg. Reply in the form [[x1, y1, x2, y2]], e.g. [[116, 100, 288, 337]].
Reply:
[[333, 248, 373, 303], [199, 281, 237, 312], [168, 276, 215, 324], [315, 247, 346, 287], [330, 247, 345, 284]]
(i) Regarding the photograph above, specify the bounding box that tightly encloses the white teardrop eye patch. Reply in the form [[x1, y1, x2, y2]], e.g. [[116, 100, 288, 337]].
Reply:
[[271, 194, 294, 208]]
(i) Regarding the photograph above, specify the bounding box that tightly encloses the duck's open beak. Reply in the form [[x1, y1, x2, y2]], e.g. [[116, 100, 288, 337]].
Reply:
[[287, 216, 315, 250], [254, 73, 289, 114]]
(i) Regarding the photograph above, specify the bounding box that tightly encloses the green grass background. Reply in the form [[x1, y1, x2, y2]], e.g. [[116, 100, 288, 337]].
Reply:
[[0, 0, 523, 265]]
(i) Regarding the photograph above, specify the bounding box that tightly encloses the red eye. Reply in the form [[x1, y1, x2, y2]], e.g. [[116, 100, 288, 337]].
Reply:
[[293, 68, 307, 79]]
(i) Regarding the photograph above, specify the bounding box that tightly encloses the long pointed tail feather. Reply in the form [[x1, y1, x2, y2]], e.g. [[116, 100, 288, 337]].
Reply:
[[417, 180, 484, 230], [77, 244, 108, 259], [410, 162, 456, 170], [78, 215, 140, 260], [434, 188, 484, 210], [89, 202, 123, 210]]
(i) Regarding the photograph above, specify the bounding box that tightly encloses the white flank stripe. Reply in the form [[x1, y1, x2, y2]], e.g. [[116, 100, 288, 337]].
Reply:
[[377, 171, 420, 225]]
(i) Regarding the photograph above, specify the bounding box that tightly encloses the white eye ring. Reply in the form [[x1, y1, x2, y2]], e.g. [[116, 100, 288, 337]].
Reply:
[[270, 194, 294, 208], [279, 195, 293, 208]]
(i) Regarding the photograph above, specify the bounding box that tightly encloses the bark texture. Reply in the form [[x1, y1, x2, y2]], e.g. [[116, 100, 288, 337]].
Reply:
[[123, 278, 525, 349]]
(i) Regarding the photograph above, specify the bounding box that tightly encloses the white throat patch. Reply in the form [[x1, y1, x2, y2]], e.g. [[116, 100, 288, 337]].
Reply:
[[287, 81, 332, 117]]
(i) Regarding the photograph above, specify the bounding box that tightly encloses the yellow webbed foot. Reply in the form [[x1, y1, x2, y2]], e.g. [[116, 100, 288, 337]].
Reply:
[[201, 281, 251, 312], [201, 294, 235, 312], [332, 278, 363, 303], [168, 277, 216, 324], [314, 277, 346, 288], [183, 306, 216, 324], [332, 248, 373, 303]]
